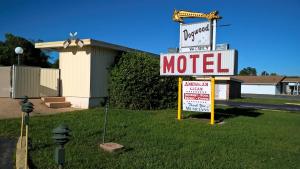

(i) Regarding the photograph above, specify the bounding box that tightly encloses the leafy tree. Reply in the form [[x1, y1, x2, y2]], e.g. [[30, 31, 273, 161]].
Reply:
[[261, 71, 269, 76], [239, 67, 257, 76], [0, 33, 50, 67]]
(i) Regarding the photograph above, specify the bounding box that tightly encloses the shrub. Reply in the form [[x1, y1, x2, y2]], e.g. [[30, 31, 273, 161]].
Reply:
[[109, 52, 178, 110]]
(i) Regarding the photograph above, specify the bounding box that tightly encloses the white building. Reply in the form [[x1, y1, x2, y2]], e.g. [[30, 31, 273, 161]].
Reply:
[[281, 77, 300, 95], [234, 76, 284, 95], [35, 39, 156, 108], [196, 77, 242, 100]]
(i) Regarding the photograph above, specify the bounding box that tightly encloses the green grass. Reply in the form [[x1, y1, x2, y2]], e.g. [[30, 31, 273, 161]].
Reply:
[[0, 107, 300, 169], [231, 97, 300, 105]]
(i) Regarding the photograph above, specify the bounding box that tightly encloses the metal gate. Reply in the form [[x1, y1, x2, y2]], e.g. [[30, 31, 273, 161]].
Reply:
[[0, 67, 11, 97], [12, 66, 40, 98], [11, 66, 60, 98]]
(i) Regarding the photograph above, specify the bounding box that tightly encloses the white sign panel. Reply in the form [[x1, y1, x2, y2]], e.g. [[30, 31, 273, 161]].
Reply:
[[160, 49, 237, 76], [183, 81, 211, 112], [180, 21, 211, 51]]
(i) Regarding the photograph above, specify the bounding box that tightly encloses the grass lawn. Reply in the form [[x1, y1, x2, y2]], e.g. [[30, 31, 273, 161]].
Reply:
[[231, 97, 300, 105], [0, 107, 299, 169]]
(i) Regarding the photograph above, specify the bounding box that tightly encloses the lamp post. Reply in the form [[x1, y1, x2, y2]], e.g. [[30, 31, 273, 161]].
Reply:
[[21, 101, 34, 169], [52, 124, 71, 169], [15, 47, 24, 65]]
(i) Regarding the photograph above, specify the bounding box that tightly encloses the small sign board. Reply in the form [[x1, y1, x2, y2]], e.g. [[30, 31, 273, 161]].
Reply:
[[182, 81, 211, 112], [180, 21, 211, 52]]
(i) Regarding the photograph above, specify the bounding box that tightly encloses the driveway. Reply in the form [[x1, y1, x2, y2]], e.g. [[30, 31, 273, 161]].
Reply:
[[0, 98, 81, 119], [0, 138, 16, 169], [216, 100, 300, 112]]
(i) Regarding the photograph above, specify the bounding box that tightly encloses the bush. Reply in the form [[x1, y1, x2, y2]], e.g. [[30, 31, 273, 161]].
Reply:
[[109, 52, 178, 110]]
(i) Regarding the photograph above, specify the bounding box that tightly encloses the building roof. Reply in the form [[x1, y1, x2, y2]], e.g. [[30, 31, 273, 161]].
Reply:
[[282, 77, 300, 83], [35, 38, 158, 56], [233, 76, 285, 85]]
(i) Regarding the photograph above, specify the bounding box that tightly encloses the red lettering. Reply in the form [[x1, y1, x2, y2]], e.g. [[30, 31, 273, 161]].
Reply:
[[190, 54, 199, 73], [177, 55, 186, 73], [203, 53, 214, 73], [217, 53, 229, 73], [163, 56, 174, 73]]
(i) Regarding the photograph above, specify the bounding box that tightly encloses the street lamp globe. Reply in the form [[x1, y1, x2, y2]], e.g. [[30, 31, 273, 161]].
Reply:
[[15, 47, 24, 54], [15, 47, 23, 65]]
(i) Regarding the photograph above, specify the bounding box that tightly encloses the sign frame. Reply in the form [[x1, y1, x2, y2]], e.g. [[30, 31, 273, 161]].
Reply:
[[179, 21, 212, 52], [182, 80, 211, 112]]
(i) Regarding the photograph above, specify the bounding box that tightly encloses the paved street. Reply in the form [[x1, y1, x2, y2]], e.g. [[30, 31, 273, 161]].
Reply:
[[242, 94, 300, 101], [216, 100, 300, 112], [0, 138, 16, 169]]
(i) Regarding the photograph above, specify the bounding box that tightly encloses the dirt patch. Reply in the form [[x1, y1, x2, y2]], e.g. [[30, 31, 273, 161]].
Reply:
[[0, 98, 82, 119]]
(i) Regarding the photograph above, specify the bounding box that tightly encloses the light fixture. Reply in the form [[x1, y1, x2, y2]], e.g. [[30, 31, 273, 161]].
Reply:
[[15, 47, 23, 65], [15, 47, 23, 54], [63, 32, 84, 49]]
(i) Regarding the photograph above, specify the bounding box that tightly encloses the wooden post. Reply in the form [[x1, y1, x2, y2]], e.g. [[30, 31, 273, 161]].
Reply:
[[20, 112, 24, 147], [25, 125, 28, 169]]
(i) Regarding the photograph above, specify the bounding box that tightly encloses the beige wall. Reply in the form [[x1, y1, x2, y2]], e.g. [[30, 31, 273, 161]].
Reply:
[[40, 68, 60, 96], [59, 46, 119, 108], [0, 67, 11, 97], [90, 47, 117, 97], [59, 46, 91, 98]]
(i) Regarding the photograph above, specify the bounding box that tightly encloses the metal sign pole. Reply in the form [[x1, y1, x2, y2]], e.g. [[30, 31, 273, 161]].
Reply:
[[177, 77, 182, 120], [177, 22, 183, 121], [210, 77, 215, 125], [210, 19, 217, 125], [102, 97, 109, 143], [212, 19, 217, 51]]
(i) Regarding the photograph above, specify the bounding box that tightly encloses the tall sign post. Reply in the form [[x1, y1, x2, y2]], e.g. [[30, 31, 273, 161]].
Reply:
[[161, 9, 237, 125], [210, 77, 215, 125], [210, 18, 217, 125]]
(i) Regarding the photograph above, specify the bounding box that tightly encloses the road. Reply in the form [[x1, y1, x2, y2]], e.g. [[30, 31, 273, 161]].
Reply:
[[216, 100, 300, 112], [0, 138, 16, 169], [242, 94, 300, 101]]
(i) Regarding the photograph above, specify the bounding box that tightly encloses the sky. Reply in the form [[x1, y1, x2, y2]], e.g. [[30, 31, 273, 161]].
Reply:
[[0, 0, 299, 76]]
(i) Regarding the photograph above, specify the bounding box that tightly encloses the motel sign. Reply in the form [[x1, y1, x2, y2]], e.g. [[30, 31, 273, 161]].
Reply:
[[160, 49, 238, 76]]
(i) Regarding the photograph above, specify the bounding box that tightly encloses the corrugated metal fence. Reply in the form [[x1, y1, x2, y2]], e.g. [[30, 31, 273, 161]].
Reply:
[[10, 66, 60, 98], [12, 66, 40, 98]]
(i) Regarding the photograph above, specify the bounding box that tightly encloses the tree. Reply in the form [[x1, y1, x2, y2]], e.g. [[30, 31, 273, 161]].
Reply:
[[270, 72, 278, 76], [239, 67, 257, 76], [52, 59, 59, 68], [261, 71, 269, 76], [0, 33, 50, 67]]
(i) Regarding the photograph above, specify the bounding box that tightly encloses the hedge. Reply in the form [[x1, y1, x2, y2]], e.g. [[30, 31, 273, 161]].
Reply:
[[109, 52, 178, 110]]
